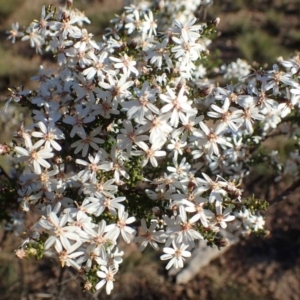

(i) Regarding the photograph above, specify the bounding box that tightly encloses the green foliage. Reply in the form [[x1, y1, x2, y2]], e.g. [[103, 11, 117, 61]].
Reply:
[[237, 30, 288, 64]]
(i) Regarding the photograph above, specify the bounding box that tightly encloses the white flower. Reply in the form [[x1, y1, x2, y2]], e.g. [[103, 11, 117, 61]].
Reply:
[[160, 240, 191, 270], [196, 173, 227, 205], [160, 86, 196, 128], [98, 75, 133, 102], [55, 239, 83, 269], [6, 22, 24, 43], [96, 266, 117, 295], [281, 55, 300, 74], [172, 18, 201, 42], [121, 82, 159, 123], [71, 127, 104, 157], [142, 10, 157, 37], [15, 143, 54, 174], [110, 54, 139, 77], [166, 139, 187, 162], [117, 120, 148, 153], [214, 205, 235, 228], [134, 219, 165, 251], [248, 214, 265, 231], [136, 141, 166, 167], [82, 51, 110, 80], [193, 122, 231, 156], [141, 114, 173, 145], [32, 121, 65, 151], [82, 178, 118, 198], [105, 206, 136, 243], [21, 24, 44, 49], [86, 196, 125, 217], [58, 16, 82, 39], [175, 205, 203, 247], [167, 157, 191, 179], [63, 105, 95, 138], [82, 219, 110, 247], [39, 211, 81, 252], [235, 105, 265, 134], [207, 98, 241, 132], [185, 196, 213, 228], [76, 151, 112, 182]]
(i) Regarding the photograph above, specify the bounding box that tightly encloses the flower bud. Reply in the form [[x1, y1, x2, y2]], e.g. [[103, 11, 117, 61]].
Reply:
[[213, 17, 220, 27]]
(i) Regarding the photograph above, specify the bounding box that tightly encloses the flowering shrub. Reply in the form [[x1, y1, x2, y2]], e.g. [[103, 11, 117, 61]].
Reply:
[[1, 0, 300, 295]]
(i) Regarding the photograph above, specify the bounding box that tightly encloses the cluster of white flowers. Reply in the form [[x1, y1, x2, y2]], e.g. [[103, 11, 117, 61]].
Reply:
[[3, 0, 300, 295], [220, 58, 251, 80]]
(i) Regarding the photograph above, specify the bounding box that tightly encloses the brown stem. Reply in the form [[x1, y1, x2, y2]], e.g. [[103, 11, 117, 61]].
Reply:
[[271, 178, 300, 204]]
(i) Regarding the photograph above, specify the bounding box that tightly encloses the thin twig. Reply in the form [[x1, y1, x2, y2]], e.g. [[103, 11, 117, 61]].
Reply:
[[57, 266, 66, 299], [271, 178, 300, 204]]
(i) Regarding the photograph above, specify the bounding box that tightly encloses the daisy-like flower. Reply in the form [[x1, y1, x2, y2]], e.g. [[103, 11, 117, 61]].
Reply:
[[265, 63, 298, 95], [82, 178, 118, 198], [39, 210, 81, 252], [172, 18, 201, 43], [21, 23, 44, 49], [166, 138, 187, 161], [235, 104, 265, 134], [196, 173, 227, 205], [172, 113, 203, 142], [92, 97, 120, 119], [55, 239, 84, 270], [96, 265, 117, 295], [82, 51, 111, 81], [160, 240, 191, 270], [85, 195, 125, 217], [277, 87, 300, 118], [49, 36, 74, 66], [193, 122, 231, 156], [281, 55, 300, 75], [185, 196, 213, 228], [136, 141, 166, 167], [110, 53, 139, 77], [174, 205, 203, 247], [167, 157, 191, 179], [142, 10, 157, 37], [105, 206, 136, 243], [147, 39, 173, 69], [6, 22, 24, 43], [160, 86, 196, 128], [73, 28, 100, 52], [214, 205, 235, 229], [82, 219, 110, 248], [207, 98, 241, 132], [171, 37, 203, 62], [15, 143, 54, 174], [248, 214, 265, 231], [18, 189, 43, 212], [33, 5, 60, 37], [58, 14, 82, 39], [63, 104, 95, 138], [141, 113, 173, 146], [76, 151, 112, 182], [117, 120, 148, 153], [134, 219, 165, 251], [121, 82, 159, 123], [71, 127, 104, 157], [97, 75, 133, 103], [32, 121, 65, 151], [125, 9, 141, 34]]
